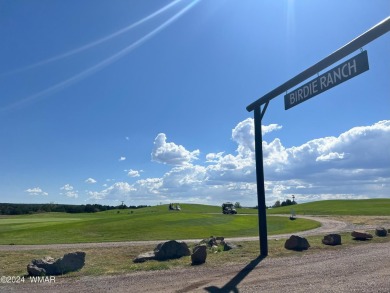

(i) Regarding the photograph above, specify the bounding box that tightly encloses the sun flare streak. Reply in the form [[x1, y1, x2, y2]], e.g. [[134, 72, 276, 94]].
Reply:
[[1, 0, 201, 113], [0, 0, 183, 77]]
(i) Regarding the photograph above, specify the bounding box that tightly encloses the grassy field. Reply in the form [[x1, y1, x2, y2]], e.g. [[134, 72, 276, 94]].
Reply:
[[0, 204, 319, 245], [1, 199, 388, 245], [266, 198, 390, 215]]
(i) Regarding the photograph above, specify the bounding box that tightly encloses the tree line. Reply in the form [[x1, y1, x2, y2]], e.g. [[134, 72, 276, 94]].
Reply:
[[0, 203, 150, 215], [272, 199, 297, 208]]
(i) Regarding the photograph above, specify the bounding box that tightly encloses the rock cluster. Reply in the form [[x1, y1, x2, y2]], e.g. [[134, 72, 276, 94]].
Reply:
[[199, 236, 237, 252], [27, 251, 86, 276], [134, 237, 237, 266]]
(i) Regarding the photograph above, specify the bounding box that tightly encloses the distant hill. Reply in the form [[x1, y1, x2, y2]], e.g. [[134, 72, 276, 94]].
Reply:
[[267, 199, 390, 216]]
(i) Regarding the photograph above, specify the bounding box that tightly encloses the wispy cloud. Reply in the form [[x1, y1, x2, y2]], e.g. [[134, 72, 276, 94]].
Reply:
[[25, 187, 48, 196], [1, 0, 201, 112], [1, 0, 183, 77], [60, 184, 78, 198]]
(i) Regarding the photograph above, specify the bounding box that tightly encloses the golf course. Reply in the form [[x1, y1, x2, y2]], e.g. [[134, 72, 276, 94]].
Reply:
[[0, 198, 389, 290], [0, 203, 318, 245], [0, 199, 389, 245]]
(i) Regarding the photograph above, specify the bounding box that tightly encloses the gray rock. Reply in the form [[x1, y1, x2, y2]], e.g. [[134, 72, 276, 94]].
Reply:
[[284, 235, 310, 251], [375, 227, 388, 237], [351, 230, 373, 240], [223, 241, 237, 251], [322, 234, 342, 246], [191, 244, 207, 265], [27, 252, 85, 276], [28, 256, 58, 276], [27, 264, 46, 276], [133, 251, 156, 263], [216, 236, 224, 241], [154, 240, 190, 261], [58, 251, 86, 274]]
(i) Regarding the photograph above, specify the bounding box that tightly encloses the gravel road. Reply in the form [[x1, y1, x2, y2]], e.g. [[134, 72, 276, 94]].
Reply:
[[1, 215, 389, 292]]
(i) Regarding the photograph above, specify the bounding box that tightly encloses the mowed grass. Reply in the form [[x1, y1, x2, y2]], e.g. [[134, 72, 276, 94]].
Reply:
[[267, 198, 390, 216], [0, 205, 319, 245]]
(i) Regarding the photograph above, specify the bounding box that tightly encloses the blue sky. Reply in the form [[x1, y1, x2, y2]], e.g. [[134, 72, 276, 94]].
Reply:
[[0, 0, 389, 207]]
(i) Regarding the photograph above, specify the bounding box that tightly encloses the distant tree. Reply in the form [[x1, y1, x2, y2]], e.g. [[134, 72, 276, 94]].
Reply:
[[273, 200, 281, 208], [234, 202, 241, 208], [85, 204, 95, 213]]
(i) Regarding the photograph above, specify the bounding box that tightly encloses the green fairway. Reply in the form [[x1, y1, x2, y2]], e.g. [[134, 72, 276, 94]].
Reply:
[[0, 205, 319, 245], [267, 199, 390, 215], [2, 199, 389, 245]]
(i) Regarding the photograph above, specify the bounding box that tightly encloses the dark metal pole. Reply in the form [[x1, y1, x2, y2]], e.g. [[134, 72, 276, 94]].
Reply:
[[254, 106, 268, 256]]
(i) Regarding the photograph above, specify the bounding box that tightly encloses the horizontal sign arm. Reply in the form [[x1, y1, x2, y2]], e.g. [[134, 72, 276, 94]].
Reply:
[[246, 16, 390, 112]]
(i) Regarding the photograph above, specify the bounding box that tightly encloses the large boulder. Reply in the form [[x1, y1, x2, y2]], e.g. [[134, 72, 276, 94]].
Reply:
[[191, 244, 207, 265], [351, 231, 373, 240], [284, 235, 310, 251], [27, 252, 85, 276], [322, 234, 342, 246], [375, 227, 388, 237], [59, 252, 86, 274], [154, 240, 191, 261]]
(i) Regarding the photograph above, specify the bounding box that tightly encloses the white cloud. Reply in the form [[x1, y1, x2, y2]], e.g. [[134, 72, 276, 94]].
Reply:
[[119, 156, 126, 161], [25, 187, 48, 196], [86, 120, 390, 207], [151, 133, 200, 165], [316, 152, 345, 162], [127, 169, 141, 177], [85, 178, 97, 184], [60, 184, 78, 198], [88, 181, 137, 201], [231, 118, 282, 158]]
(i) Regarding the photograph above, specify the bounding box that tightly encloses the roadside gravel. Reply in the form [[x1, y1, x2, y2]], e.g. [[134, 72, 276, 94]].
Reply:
[[2, 241, 389, 292]]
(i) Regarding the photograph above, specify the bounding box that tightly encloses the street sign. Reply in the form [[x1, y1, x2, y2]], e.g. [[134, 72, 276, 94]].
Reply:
[[284, 51, 369, 110]]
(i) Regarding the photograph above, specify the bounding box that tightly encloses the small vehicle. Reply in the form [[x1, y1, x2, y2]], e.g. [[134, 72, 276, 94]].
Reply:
[[169, 203, 181, 211], [222, 202, 237, 214]]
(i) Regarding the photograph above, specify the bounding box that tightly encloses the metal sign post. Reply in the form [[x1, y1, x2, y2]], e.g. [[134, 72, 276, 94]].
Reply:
[[247, 16, 390, 257], [254, 102, 269, 256]]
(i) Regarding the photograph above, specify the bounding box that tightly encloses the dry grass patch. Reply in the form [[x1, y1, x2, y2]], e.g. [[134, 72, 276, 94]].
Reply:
[[1, 231, 389, 278]]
